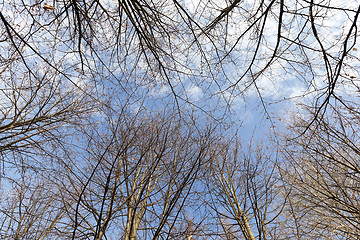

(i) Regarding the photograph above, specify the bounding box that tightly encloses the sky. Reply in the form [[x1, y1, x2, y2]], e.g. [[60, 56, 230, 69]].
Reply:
[[1, 0, 359, 145], [1, 1, 360, 237]]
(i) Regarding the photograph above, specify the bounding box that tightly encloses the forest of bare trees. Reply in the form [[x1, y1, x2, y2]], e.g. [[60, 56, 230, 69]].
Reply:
[[1, 0, 360, 239]]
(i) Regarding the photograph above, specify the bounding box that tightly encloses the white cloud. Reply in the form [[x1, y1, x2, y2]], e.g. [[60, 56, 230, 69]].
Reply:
[[186, 85, 203, 101]]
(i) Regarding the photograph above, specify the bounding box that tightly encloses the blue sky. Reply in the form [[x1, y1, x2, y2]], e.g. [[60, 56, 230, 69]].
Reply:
[[1, 0, 360, 238]]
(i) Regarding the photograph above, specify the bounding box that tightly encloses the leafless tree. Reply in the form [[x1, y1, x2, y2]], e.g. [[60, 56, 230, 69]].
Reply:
[[1, 1, 360, 239], [199, 137, 284, 240], [0, 104, 217, 239], [281, 101, 360, 239], [0, 17, 94, 239], [0, 68, 92, 150], [2, 0, 359, 118], [0, 165, 73, 239]]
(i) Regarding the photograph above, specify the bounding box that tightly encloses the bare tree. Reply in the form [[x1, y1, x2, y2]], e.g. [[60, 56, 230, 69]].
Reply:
[[1, 1, 360, 239], [0, 22, 94, 239], [0, 68, 92, 151], [0, 168, 71, 240], [199, 137, 284, 240], [5, 105, 216, 239], [281, 101, 360, 239], [2, 0, 359, 117]]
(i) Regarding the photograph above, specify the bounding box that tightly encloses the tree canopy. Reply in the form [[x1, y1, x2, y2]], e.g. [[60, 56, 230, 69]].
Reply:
[[1, 0, 360, 239]]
